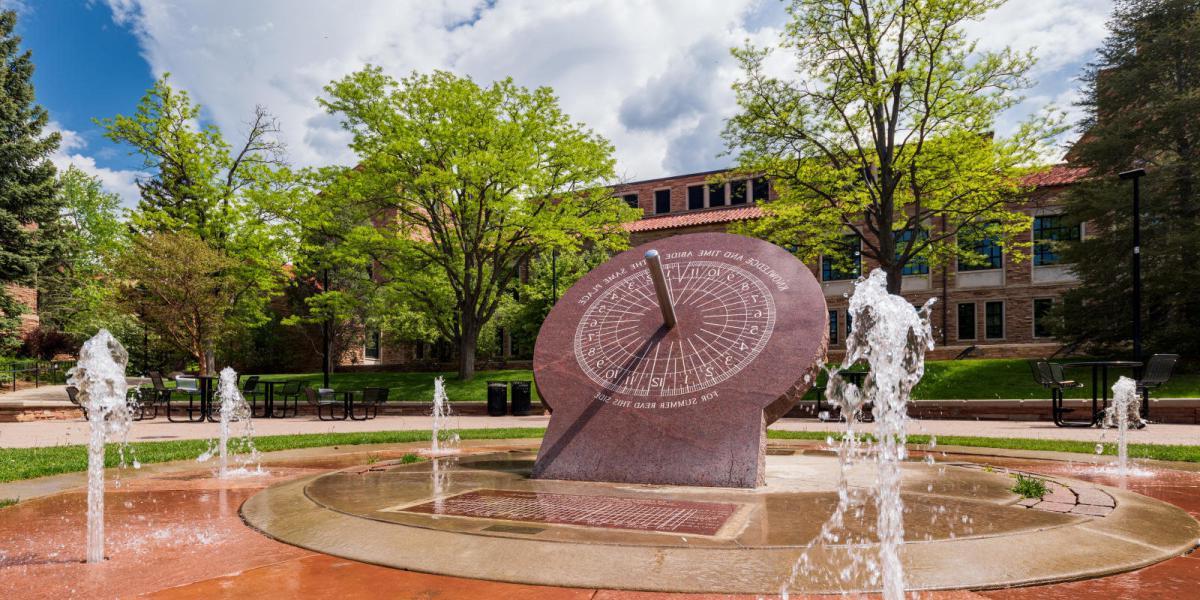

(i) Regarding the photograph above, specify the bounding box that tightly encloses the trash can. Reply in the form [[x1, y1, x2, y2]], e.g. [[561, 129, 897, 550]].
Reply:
[[486, 381, 508, 416], [510, 380, 532, 416]]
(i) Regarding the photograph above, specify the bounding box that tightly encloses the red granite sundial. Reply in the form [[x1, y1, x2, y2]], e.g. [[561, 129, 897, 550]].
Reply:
[[533, 232, 828, 487]]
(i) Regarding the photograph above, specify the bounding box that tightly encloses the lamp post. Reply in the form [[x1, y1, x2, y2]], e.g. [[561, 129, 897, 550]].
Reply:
[[1118, 168, 1146, 363], [551, 249, 559, 303]]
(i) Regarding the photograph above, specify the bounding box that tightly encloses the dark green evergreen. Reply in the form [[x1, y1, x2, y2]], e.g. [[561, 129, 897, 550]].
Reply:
[[0, 10, 60, 352], [1057, 0, 1200, 358]]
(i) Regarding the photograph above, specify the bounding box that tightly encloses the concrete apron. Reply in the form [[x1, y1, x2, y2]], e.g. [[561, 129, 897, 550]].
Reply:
[[242, 444, 1200, 595]]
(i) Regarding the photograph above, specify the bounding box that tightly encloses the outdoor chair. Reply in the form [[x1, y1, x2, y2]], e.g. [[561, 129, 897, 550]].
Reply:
[[1029, 360, 1089, 427], [271, 380, 303, 418], [304, 386, 346, 421], [127, 384, 158, 421], [65, 385, 87, 419], [167, 375, 205, 422], [1136, 353, 1178, 422], [240, 375, 266, 418], [350, 387, 389, 421]]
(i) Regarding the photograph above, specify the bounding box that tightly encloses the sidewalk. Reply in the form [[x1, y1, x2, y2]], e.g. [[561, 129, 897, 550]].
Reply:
[[1, 409, 1196, 448]]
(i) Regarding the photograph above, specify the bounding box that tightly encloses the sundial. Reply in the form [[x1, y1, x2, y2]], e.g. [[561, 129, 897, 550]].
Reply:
[[532, 232, 828, 487]]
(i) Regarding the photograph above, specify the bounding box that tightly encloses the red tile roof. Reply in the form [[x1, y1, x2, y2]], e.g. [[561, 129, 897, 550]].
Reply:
[[622, 165, 1086, 233], [1021, 164, 1089, 187], [625, 205, 765, 232]]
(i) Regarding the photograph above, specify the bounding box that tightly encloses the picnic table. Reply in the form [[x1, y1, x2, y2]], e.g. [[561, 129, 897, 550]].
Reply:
[[1060, 360, 1142, 426]]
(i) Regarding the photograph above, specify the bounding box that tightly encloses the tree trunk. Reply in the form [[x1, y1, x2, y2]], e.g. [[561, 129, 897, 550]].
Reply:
[[457, 333, 477, 381], [204, 348, 216, 376], [885, 265, 904, 295]]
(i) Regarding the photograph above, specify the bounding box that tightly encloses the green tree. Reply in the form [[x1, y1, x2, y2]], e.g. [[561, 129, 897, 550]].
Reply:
[[1057, 0, 1200, 356], [37, 167, 128, 338], [495, 249, 608, 355], [113, 232, 241, 375], [0, 10, 60, 352], [724, 0, 1063, 293], [99, 76, 290, 371], [317, 68, 635, 379]]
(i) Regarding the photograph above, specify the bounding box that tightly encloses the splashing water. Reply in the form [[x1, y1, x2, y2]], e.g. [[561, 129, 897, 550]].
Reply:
[[1102, 376, 1140, 477], [430, 377, 459, 455], [67, 330, 133, 564], [782, 269, 936, 600], [196, 368, 261, 477]]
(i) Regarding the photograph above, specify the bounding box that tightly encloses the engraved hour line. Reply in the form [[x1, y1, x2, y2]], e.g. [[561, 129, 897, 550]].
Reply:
[[674, 267, 721, 307], [575, 261, 774, 395], [596, 318, 745, 376], [671, 268, 706, 307]]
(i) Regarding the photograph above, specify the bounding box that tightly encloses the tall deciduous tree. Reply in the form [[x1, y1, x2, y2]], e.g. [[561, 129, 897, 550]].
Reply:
[[113, 232, 240, 374], [1056, 0, 1200, 356], [317, 68, 635, 379], [99, 76, 290, 372], [37, 167, 130, 339], [724, 0, 1062, 293], [0, 10, 60, 352]]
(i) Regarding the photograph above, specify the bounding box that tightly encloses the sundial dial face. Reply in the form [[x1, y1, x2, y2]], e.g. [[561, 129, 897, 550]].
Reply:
[[572, 260, 776, 398], [533, 232, 828, 488]]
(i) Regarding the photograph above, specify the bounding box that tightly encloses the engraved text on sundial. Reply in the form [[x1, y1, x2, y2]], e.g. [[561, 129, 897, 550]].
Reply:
[[572, 255, 776, 398]]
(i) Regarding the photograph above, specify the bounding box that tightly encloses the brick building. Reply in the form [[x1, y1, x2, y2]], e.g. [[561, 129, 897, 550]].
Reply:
[[346, 163, 1086, 366], [613, 164, 1088, 360], [5, 283, 39, 337]]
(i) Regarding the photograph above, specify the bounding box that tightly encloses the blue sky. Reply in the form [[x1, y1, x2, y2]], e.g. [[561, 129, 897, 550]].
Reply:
[[10, 1, 1114, 207]]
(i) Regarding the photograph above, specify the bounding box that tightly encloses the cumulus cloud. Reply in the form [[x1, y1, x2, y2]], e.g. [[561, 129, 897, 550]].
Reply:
[[47, 121, 143, 209], [101, 0, 1111, 180]]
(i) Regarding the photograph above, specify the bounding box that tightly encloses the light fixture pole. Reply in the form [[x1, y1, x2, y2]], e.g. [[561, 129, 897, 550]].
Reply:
[[1118, 168, 1146, 363], [551, 249, 559, 303]]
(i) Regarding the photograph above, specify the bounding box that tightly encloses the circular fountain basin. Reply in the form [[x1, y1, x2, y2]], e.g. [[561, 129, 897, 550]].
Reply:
[[242, 447, 1200, 594]]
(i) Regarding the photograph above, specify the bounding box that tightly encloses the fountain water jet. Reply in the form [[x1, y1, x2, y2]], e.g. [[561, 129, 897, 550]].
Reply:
[[428, 376, 459, 456], [784, 269, 935, 599], [67, 329, 133, 564], [1103, 376, 1140, 477], [202, 367, 260, 478]]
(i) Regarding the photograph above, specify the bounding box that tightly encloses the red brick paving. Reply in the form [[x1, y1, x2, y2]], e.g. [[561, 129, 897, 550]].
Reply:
[[0, 449, 1196, 599]]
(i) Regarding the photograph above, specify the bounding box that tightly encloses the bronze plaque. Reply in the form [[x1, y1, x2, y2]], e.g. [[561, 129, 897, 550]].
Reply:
[[401, 489, 737, 535]]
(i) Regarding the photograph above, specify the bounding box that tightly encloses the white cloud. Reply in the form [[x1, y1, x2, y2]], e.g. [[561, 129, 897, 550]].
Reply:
[[48, 121, 143, 209], [102, 0, 1111, 180]]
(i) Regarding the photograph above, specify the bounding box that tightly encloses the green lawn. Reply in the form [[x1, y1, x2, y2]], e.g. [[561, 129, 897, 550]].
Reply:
[[0, 427, 547, 484], [1, 427, 1196, 486], [250, 359, 1200, 402]]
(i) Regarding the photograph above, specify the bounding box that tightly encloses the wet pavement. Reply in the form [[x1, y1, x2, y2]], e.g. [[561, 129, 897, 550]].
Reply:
[[0, 439, 1196, 599]]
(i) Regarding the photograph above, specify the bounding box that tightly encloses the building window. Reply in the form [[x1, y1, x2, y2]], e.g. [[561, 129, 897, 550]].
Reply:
[[730, 180, 747, 205], [752, 177, 769, 202], [708, 182, 726, 207], [957, 303, 976, 340], [821, 235, 861, 281], [621, 193, 639, 210], [845, 311, 853, 337], [985, 301, 1004, 339], [895, 229, 929, 275], [687, 185, 705, 210], [364, 329, 381, 360], [1033, 215, 1080, 266], [1033, 298, 1053, 338], [654, 189, 671, 214], [958, 223, 1002, 271], [828, 310, 839, 345]]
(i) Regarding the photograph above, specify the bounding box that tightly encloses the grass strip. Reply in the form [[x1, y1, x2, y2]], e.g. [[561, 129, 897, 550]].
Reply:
[[0, 427, 545, 484], [1, 427, 1196, 484]]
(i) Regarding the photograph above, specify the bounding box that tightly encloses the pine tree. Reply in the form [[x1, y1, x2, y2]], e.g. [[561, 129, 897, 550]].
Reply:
[[1056, 0, 1200, 357], [0, 10, 60, 352]]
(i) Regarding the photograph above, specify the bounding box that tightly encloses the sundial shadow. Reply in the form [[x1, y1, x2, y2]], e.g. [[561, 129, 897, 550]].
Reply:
[[535, 325, 670, 471]]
